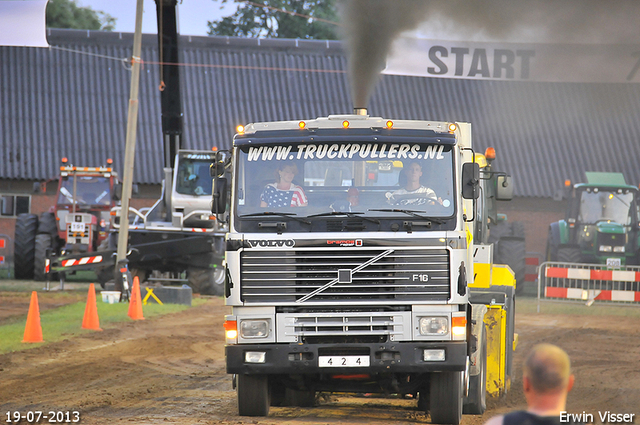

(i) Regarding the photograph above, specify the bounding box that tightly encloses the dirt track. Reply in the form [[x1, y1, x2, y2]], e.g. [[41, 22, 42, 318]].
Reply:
[[1, 296, 639, 425]]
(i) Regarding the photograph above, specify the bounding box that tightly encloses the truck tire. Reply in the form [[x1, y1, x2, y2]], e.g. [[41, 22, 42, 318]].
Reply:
[[498, 236, 526, 294], [34, 234, 53, 281], [284, 388, 315, 407], [188, 268, 222, 296], [237, 374, 269, 416], [463, 326, 487, 414], [37, 212, 58, 237], [557, 246, 582, 264], [14, 213, 38, 279], [430, 371, 463, 425]]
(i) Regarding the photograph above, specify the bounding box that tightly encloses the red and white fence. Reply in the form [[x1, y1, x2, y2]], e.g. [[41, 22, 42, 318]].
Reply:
[[538, 261, 640, 306], [0, 234, 12, 277]]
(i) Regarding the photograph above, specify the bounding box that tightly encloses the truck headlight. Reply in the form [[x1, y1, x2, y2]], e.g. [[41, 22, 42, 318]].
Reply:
[[418, 317, 448, 336], [240, 319, 270, 338], [613, 246, 625, 253], [599, 245, 612, 252]]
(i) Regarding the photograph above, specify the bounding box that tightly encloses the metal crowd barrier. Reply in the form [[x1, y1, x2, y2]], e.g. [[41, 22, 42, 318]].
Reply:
[[537, 261, 640, 311], [0, 234, 12, 278]]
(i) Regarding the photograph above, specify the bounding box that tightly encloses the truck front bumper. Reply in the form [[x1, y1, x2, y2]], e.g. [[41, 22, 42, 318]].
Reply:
[[226, 341, 467, 375]]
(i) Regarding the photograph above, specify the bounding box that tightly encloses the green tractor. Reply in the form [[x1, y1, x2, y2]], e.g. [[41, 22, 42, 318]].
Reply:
[[546, 172, 640, 267]]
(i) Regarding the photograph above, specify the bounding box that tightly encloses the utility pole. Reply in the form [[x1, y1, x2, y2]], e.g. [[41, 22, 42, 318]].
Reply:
[[115, 0, 144, 287]]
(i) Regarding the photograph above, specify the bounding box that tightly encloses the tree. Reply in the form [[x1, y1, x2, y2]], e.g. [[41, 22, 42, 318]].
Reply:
[[207, 0, 338, 40], [46, 0, 116, 31]]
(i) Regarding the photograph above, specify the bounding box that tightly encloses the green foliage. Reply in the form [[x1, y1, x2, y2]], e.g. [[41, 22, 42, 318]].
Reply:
[[46, 0, 116, 31], [207, 0, 338, 40]]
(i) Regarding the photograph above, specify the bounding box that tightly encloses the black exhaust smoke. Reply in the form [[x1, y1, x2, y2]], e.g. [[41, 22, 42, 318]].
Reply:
[[338, 0, 431, 111]]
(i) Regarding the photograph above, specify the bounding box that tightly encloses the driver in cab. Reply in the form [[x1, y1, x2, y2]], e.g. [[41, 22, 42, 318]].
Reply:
[[387, 162, 439, 206]]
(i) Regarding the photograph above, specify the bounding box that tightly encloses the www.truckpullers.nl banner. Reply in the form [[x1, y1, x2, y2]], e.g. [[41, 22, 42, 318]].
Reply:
[[384, 37, 640, 83]]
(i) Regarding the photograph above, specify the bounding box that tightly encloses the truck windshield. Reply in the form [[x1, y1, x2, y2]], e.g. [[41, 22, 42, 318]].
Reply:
[[579, 189, 634, 225], [176, 158, 213, 195], [58, 176, 111, 206], [235, 142, 455, 224]]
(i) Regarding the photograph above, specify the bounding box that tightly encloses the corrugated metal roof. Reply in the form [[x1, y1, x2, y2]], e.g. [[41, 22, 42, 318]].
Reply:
[[2, 28, 640, 197]]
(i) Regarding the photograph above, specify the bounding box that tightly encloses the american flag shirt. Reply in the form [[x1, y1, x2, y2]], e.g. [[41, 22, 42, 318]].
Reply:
[[261, 183, 308, 207]]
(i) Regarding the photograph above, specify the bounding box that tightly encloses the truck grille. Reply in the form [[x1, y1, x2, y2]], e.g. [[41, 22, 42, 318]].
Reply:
[[278, 311, 412, 343], [240, 248, 450, 304]]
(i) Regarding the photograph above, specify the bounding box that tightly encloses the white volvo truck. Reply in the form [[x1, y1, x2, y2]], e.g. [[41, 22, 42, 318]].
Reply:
[[212, 112, 517, 424]]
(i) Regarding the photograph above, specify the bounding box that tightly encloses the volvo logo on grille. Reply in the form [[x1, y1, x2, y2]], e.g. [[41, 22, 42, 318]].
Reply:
[[247, 239, 295, 248]]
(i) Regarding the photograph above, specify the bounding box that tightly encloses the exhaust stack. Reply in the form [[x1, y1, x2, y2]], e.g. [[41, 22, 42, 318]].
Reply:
[[353, 107, 368, 116]]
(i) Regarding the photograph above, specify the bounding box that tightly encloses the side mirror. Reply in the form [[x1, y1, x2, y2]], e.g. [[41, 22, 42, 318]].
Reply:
[[496, 175, 513, 200], [112, 182, 122, 201], [212, 177, 228, 215], [462, 163, 479, 199]]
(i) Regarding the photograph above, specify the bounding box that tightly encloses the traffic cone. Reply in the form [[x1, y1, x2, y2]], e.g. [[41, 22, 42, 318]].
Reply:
[[81, 283, 102, 331], [127, 276, 145, 321], [22, 291, 43, 343]]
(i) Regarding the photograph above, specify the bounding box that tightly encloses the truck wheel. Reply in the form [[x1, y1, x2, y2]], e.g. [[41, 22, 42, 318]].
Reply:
[[557, 247, 582, 264], [34, 234, 53, 281], [14, 213, 38, 279], [188, 268, 220, 295], [237, 374, 270, 416], [498, 236, 526, 294], [430, 371, 463, 425], [284, 388, 315, 407], [463, 326, 487, 414]]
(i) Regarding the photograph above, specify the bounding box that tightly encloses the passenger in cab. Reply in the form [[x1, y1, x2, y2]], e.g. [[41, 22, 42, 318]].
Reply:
[[260, 162, 308, 207]]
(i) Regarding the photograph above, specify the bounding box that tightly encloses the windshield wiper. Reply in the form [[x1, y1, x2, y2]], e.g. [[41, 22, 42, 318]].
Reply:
[[307, 211, 380, 224], [239, 211, 311, 225], [368, 208, 445, 224]]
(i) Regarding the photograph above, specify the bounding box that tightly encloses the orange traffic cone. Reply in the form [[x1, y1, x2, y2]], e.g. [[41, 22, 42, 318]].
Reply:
[[22, 291, 43, 343], [82, 283, 102, 331], [127, 276, 145, 321]]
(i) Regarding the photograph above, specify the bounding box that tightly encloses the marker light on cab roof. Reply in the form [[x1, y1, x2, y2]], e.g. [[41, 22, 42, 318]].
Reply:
[[342, 120, 350, 128], [484, 147, 496, 160], [236, 124, 245, 134], [299, 121, 306, 129], [386, 120, 393, 129], [448, 123, 457, 133]]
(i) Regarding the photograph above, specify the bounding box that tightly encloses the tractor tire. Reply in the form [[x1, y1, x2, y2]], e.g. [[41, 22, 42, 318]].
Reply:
[[430, 371, 464, 425], [498, 236, 527, 294], [464, 325, 487, 415], [237, 374, 270, 417], [188, 268, 222, 296], [95, 238, 114, 288], [557, 246, 582, 264], [37, 212, 58, 236], [34, 234, 53, 281], [14, 213, 38, 279]]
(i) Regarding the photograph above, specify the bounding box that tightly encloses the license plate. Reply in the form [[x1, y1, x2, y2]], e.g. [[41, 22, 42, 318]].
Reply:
[[318, 355, 369, 368], [70, 222, 85, 232], [606, 258, 621, 268]]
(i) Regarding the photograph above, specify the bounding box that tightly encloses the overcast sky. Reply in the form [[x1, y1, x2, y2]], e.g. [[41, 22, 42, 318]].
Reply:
[[77, 0, 236, 36]]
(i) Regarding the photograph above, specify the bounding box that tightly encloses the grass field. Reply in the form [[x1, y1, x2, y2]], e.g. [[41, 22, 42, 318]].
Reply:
[[0, 290, 207, 354]]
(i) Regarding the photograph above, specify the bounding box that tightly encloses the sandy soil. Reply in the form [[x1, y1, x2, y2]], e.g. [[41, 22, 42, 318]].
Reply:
[[1, 295, 639, 425]]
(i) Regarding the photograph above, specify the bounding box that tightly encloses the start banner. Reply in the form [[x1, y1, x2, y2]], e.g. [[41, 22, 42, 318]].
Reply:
[[384, 37, 640, 84]]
